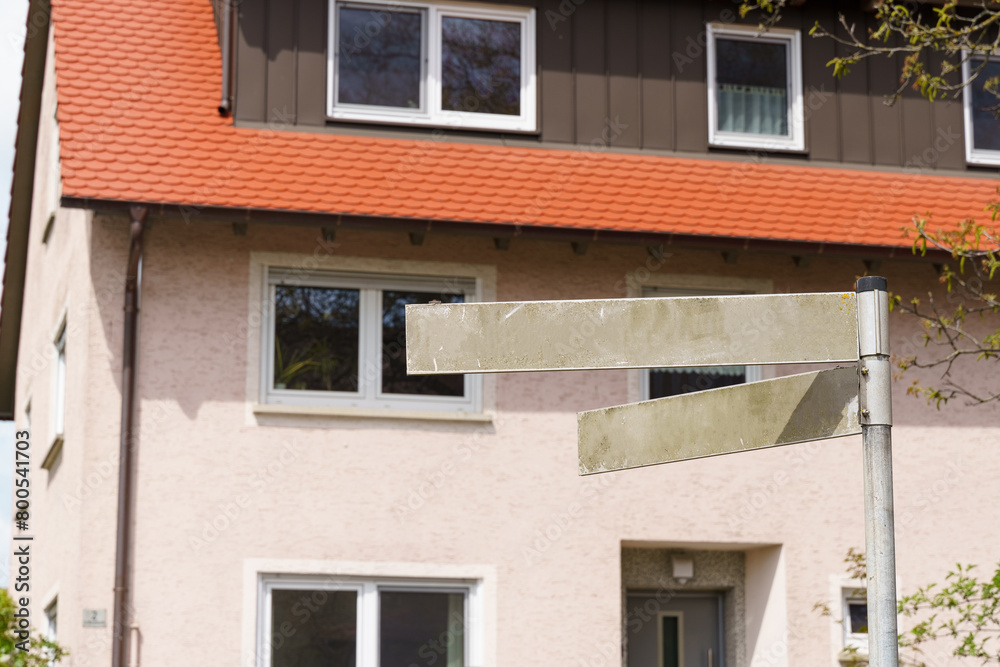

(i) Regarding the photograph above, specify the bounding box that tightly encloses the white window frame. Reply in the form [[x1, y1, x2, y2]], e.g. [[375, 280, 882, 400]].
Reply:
[[52, 320, 66, 440], [962, 51, 1000, 166], [327, 0, 537, 132], [257, 574, 482, 667], [263, 268, 481, 412], [706, 23, 804, 151], [639, 286, 762, 401]]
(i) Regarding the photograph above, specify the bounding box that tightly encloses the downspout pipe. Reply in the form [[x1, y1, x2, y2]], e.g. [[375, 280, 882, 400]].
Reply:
[[218, 0, 235, 115], [112, 205, 147, 667]]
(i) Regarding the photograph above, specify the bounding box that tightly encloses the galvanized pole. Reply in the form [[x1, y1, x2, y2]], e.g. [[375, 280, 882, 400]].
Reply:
[[857, 276, 898, 667]]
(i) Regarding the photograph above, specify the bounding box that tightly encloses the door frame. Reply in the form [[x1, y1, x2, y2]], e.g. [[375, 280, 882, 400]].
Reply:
[[657, 610, 685, 667]]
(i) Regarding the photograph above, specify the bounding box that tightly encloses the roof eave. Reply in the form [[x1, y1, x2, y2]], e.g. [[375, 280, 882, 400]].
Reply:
[[0, 0, 51, 420], [60, 195, 945, 263]]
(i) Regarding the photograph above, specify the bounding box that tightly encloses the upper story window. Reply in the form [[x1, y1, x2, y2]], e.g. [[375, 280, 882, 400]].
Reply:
[[328, 0, 537, 132], [264, 268, 480, 412], [707, 23, 804, 151], [962, 55, 1000, 165]]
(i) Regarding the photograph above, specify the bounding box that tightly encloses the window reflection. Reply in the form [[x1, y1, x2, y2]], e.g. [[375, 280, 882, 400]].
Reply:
[[273, 286, 360, 392], [441, 16, 521, 115], [338, 6, 423, 109], [971, 59, 1000, 151], [381, 290, 465, 397]]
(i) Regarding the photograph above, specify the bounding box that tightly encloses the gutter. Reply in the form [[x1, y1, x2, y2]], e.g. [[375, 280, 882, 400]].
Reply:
[[112, 205, 147, 667], [218, 0, 235, 115]]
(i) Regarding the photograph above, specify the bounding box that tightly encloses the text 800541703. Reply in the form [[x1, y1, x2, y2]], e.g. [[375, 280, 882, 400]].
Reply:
[[14, 431, 30, 530], [13, 430, 33, 651]]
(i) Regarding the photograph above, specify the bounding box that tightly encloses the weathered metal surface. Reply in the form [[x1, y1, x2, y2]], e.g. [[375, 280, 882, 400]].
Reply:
[[863, 424, 898, 667], [860, 357, 893, 427], [577, 366, 861, 474], [858, 278, 898, 667], [406, 292, 858, 374]]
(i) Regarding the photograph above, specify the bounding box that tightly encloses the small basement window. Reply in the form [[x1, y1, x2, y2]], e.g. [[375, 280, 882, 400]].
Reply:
[[843, 591, 869, 659], [707, 23, 804, 151]]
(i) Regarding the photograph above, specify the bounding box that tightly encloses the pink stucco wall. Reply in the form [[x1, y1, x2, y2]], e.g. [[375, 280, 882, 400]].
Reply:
[[16, 212, 997, 667]]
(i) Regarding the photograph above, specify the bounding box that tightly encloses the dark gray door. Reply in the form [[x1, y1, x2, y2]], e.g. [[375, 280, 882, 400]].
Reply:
[[626, 592, 723, 667]]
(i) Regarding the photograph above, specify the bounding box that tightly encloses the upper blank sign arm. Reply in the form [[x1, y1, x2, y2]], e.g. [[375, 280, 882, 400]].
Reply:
[[406, 293, 859, 374]]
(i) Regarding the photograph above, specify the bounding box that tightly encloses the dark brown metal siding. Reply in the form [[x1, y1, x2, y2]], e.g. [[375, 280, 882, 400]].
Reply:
[[233, 0, 986, 173], [539, 0, 573, 143]]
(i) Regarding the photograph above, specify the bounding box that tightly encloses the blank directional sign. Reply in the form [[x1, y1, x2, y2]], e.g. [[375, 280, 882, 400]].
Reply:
[[405, 292, 858, 374], [577, 366, 862, 474]]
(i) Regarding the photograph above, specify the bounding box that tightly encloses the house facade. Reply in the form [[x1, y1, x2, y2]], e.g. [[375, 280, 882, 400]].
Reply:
[[2, 1, 1000, 666]]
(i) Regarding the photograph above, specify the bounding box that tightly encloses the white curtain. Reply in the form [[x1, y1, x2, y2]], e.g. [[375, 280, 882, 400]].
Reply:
[[717, 83, 787, 136], [650, 366, 745, 377]]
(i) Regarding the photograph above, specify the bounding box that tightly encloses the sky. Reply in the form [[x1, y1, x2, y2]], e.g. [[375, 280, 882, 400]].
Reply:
[[0, 0, 31, 588]]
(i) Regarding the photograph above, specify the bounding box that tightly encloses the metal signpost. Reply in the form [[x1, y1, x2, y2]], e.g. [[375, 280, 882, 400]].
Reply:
[[406, 276, 898, 667]]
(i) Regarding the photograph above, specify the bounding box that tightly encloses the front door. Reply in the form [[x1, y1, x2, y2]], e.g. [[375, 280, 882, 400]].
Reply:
[[626, 592, 724, 667]]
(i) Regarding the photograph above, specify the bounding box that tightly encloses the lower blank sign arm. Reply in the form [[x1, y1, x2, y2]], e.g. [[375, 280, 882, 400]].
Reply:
[[577, 365, 862, 474]]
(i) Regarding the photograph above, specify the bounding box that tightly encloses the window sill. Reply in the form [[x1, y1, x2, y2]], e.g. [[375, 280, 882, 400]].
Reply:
[[838, 648, 868, 666], [41, 434, 64, 471], [325, 111, 538, 134], [253, 403, 494, 424], [709, 138, 807, 154], [966, 153, 1000, 167]]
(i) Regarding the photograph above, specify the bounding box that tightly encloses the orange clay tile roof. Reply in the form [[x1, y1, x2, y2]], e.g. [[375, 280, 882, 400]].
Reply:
[[51, 0, 998, 249]]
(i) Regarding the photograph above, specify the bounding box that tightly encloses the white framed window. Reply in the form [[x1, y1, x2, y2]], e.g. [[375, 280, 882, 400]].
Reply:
[[962, 53, 1000, 165], [258, 575, 481, 667], [640, 286, 762, 400], [707, 23, 804, 151], [44, 598, 58, 667], [262, 268, 480, 412], [842, 591, 868, 655], [52, 321, 66, 440], [44, 598, 57, 639], [327, 0, 537, 131]]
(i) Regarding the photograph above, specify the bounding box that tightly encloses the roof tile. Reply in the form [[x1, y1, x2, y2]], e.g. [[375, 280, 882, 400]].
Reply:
[[48, 0, 1000, 249]]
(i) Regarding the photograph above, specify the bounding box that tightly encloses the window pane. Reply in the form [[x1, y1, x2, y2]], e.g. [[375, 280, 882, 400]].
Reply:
[[382, 290, 465, 397], [848, 602, 868, 634], [441, 17, 521, 115], [649, 367, 745, 399], [661, 615, 680, 667], [380, 591, 465, 667], [54, 340, 66, 435], [715, 38, 788, 136], [271, 589, 358, 667], [274, 286, 360, 392], [338, 5, 423, 109], [971, 60, 1000, 151]]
